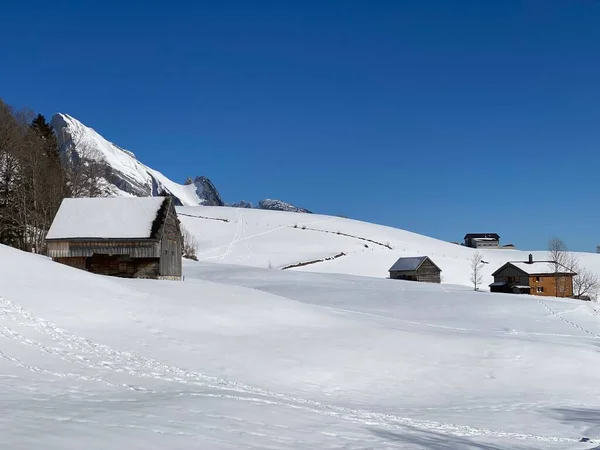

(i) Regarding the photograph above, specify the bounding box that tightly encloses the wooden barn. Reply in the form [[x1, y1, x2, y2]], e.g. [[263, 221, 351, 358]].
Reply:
[[489, 254, 576, 297], [388, 256, 441, 283], [45, 196, 182, 280]]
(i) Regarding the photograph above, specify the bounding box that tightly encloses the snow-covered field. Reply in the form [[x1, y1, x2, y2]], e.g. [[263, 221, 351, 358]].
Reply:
[[3, 207, 600, 448], [178, 205, 600, 288]]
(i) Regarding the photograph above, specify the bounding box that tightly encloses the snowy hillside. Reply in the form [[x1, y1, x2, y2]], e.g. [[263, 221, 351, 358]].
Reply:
[[2, 242, 600, 448], [178, 205, 600, 289]]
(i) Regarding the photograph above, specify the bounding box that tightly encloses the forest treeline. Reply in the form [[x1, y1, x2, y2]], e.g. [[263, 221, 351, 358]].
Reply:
[[0, 98, 102, 253]]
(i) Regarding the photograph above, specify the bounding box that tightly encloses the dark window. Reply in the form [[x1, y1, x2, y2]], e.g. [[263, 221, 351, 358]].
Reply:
[[536, 287, 544, 293], [536, 276, 541, 282]]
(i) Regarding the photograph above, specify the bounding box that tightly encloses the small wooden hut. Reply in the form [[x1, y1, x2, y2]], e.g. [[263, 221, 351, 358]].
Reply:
[[388, 256, 441, 283], [45, 196, 182, 280]]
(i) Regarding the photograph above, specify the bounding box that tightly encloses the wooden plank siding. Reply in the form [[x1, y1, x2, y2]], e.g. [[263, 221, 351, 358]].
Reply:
[[47, 240, 160, 259], [158, 198, 182, 278], [54, 257, 87, 270], [390, 271, 417, 281], [87, 254, 160, 278], [415, 259, 441, 283], [528, 275, 574, 297], [492, 265, 530, 287]]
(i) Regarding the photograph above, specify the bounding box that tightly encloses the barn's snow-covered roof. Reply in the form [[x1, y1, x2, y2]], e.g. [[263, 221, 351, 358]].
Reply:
[[492, 261, 576, 276], [464, 233, 500, 240], [389, 256, 440, 272], [509, 261, 576, 275], [46, 197, 166, 240]]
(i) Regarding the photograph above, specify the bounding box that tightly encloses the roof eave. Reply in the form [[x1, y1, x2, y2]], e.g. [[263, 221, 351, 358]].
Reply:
[[45, 237, 159, 242]]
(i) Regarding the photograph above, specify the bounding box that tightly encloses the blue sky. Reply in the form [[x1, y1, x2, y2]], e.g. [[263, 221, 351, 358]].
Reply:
[[1, 0, 599, 251]]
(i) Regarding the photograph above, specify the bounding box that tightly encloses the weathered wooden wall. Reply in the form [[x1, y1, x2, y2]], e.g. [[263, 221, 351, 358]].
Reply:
[[47, 240, 160, 258], [493, 266, 529, 287], [415, 259, 441, 283], [87, 254, 160, 278], [54, 257, 87, 270], [158, 200, 182, 278], [53, 255, 160, 278], [390, 271, 416, 281]]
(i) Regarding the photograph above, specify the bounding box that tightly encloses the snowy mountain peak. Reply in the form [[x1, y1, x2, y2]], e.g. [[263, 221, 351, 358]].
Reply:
[[258, 199, 312, 213], [50, 113, 221, 206], [192, 176, 224, 206], [51, 113, 311, 212]]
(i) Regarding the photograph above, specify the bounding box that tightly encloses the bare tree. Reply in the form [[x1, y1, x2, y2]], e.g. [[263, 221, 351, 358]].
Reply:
[[573, 267, 600, 300], [548, 238, 569, 267], [596, 245, 600, 254], [59, 129, 105, 198], [547, 238, 578, 297], [470, 251, 484, 291], [181, 226, 198, 261]]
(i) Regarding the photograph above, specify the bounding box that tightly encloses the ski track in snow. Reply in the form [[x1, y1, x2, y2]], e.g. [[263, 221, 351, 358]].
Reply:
[[0, 297, 585, 445], [217, 209, 245, 263]]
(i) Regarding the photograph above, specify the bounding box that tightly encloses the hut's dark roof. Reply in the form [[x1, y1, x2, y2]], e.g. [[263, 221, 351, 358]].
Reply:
[[464, 233, 500, 240], [389, 256, 440, 272]]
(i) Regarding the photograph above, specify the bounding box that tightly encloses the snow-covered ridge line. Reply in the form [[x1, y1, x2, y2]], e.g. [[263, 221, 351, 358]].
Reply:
[[51, 113, 313, 213], [51, 113, 221, 206], [177, 205, 600, 290]]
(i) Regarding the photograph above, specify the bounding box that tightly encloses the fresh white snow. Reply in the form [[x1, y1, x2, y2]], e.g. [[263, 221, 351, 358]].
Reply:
[[3, 207, 600, 448], [509, 261, 577, 275], [46, 197, 165, 239], [177, 205, 600, 288]]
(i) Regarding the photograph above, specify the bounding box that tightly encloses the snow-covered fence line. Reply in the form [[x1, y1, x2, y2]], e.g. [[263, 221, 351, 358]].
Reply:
[[291, 226, 393, 250], [280, 252, 346, 270], [177, 213, 229, 223]]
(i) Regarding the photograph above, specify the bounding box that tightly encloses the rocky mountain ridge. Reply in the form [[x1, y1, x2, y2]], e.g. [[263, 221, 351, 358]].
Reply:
[[51, 113, 310, 212]]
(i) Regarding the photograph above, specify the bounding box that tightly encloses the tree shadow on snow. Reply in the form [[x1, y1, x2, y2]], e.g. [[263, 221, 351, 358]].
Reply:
[[369, 426, 539, 450]]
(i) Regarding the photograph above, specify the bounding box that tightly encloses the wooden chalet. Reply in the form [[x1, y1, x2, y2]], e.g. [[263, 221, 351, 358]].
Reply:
[[388, 256, 441, 283], [490, 254, 576, 297], [464, 233, 500, 249], [45, 196, 182, 280]]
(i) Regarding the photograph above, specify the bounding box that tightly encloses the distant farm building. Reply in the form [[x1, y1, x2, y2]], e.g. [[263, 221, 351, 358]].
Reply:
[[45, 197, 182, 280], [464, 233, 500, 249], [489, 254, 575, 297], [388, 256, 441, 283]]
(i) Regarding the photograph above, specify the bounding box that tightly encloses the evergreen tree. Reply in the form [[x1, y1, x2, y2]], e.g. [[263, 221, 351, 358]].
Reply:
[[30, 114, 60, 161]]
